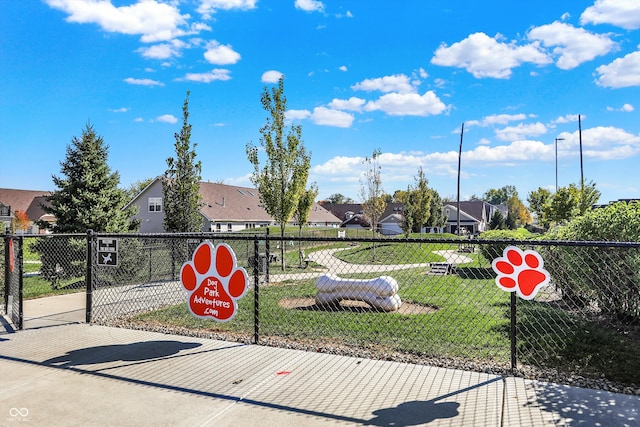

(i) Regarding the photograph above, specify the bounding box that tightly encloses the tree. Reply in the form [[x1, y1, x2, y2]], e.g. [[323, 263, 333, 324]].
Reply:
[[411, 167, 431, 233], [11, 210, 30, 233], [483, 185, 516, 206], [401, 185, 414, 238], [246, 77, 311, 269], [325, 193, 354, 204], [401, 167, 432, 234], [577, 180, 601, 215], [527, 187, 552, 228], [489, 210, 506, 230], [506, 193, 532, 228], [547, 186, 578, 225], [360, 149, 386, 259], [42, 123, 137, 233], [162, 91, 203, 233], [124, 178, 154, 201], [35, 123, 137, 289], [294, 183, 318, 265], [426, 189, 446, 230]]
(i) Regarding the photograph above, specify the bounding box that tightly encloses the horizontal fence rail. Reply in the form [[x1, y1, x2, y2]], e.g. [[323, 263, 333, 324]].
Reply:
[[3, 231, 640, 393]]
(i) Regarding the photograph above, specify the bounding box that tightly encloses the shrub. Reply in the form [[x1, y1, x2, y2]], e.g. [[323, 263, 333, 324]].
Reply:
[[543, 201, 640, 321], [477, 228, 531, 262]]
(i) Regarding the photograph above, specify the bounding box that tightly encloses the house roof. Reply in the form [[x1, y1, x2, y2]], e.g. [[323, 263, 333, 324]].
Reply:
[[129, 179, 341, 225], [0, 188, 52, 221], [320, 202, 405, 221], [198, 182, 340, 224]]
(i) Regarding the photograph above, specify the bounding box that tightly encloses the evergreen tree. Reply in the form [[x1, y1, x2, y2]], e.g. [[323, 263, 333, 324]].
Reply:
[[43, 123, 137, 233], [162, 91, 203, 233], [246, 77, 311, 269], [426, 189, 446, 230]]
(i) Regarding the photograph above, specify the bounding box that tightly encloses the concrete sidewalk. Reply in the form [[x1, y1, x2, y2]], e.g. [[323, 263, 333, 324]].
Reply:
[[1, 323, 638, 426]]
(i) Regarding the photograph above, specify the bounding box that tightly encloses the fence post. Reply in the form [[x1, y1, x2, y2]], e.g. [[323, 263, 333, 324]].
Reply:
[[3, 234, 8, 313], [510, 292, 517, 372], [17, 235, 24, 330], [253, 236, 260, 344], [265, 227, 270, 284], [86, 229, 94, 324]]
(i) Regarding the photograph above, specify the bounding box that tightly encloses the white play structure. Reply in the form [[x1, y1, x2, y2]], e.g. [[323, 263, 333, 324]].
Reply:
[[315, 273, 402, 312]]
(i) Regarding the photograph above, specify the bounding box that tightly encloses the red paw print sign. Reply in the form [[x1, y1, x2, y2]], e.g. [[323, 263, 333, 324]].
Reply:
[[491, 246, 550, 300], [180, 242, 248, 322]]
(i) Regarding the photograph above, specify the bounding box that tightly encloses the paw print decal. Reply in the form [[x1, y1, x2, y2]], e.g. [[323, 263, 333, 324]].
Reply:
[[491, 246, 550, 300], [180, 242, 248, 322]]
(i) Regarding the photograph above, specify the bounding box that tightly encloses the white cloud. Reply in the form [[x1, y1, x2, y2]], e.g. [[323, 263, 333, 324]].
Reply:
[[156, 114, 178, 124], [336, 11, 354, 19], [262, 70, 283, 83], [327, 97, 366, 112], [108, 107, 129, 113], [339, 65, 348, 72], [197, 0, 257, 18], [364, 91, 448, 116], [44, 0, 190, 43], [580, 0, 640, 30], [558, 126, 640, 160], [596, 50, 640, 88], [134, 117, 144, 122], [138, 43, 180, 59], [607, 103, 635, 112], [295, 0, 325, 13], [204, 41, 241, 65], [180, 69, 232, 83], [310, 107, 354, 128], [123, 77, 164, 86], [551, 114, 581, 124], [351, 74, 415, 94], [286, 109, 312, 121], [431, 32, 551, 78], [495, 122, 548, 141], [467, 113, 527, 127], [527, 22, 616, 70]]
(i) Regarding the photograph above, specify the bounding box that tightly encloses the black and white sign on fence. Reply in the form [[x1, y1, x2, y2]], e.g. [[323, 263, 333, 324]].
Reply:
[[97, 238, 118, 266]]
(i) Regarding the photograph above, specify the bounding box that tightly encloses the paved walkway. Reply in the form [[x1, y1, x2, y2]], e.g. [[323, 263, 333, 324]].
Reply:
[[1, 323, 638, 426], [269, 248, 469, 282]]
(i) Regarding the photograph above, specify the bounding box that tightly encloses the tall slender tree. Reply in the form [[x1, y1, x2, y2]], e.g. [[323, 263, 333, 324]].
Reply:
[[162, 91, 203, 233], [247, 77, 310, 269], [360, 149, 386, 259]]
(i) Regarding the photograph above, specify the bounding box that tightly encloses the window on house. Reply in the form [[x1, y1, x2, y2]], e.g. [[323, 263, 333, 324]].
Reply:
[[148, 197, 162, 212], [215, 223, 221, 232], [227, 223, 232, 232]]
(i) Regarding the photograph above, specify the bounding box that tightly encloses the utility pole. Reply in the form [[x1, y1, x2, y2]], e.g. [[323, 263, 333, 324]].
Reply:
[[554, 137, 565, 192], [457, 123, 464, 236], [579, 114, 584, 193]]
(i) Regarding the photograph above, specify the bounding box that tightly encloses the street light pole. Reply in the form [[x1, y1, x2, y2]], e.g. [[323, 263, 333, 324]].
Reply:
[[554, 137, 565, 192]]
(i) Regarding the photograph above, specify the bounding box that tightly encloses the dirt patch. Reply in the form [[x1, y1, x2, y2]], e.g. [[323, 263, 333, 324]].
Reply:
[[278, 297, 437, 315]]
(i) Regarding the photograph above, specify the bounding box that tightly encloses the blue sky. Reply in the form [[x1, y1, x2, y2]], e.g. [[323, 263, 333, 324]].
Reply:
[[2, 0, 639, 205]]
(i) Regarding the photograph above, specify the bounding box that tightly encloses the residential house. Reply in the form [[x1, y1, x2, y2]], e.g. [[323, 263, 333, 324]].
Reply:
[[442, 200, 508, 235], [126, 178, 341, 233], [320, 203, 406, 235], [0, 188, 54, 233]]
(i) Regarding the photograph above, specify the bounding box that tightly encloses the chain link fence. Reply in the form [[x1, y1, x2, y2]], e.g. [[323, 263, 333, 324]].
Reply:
[[3, 232, 640, 392]]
